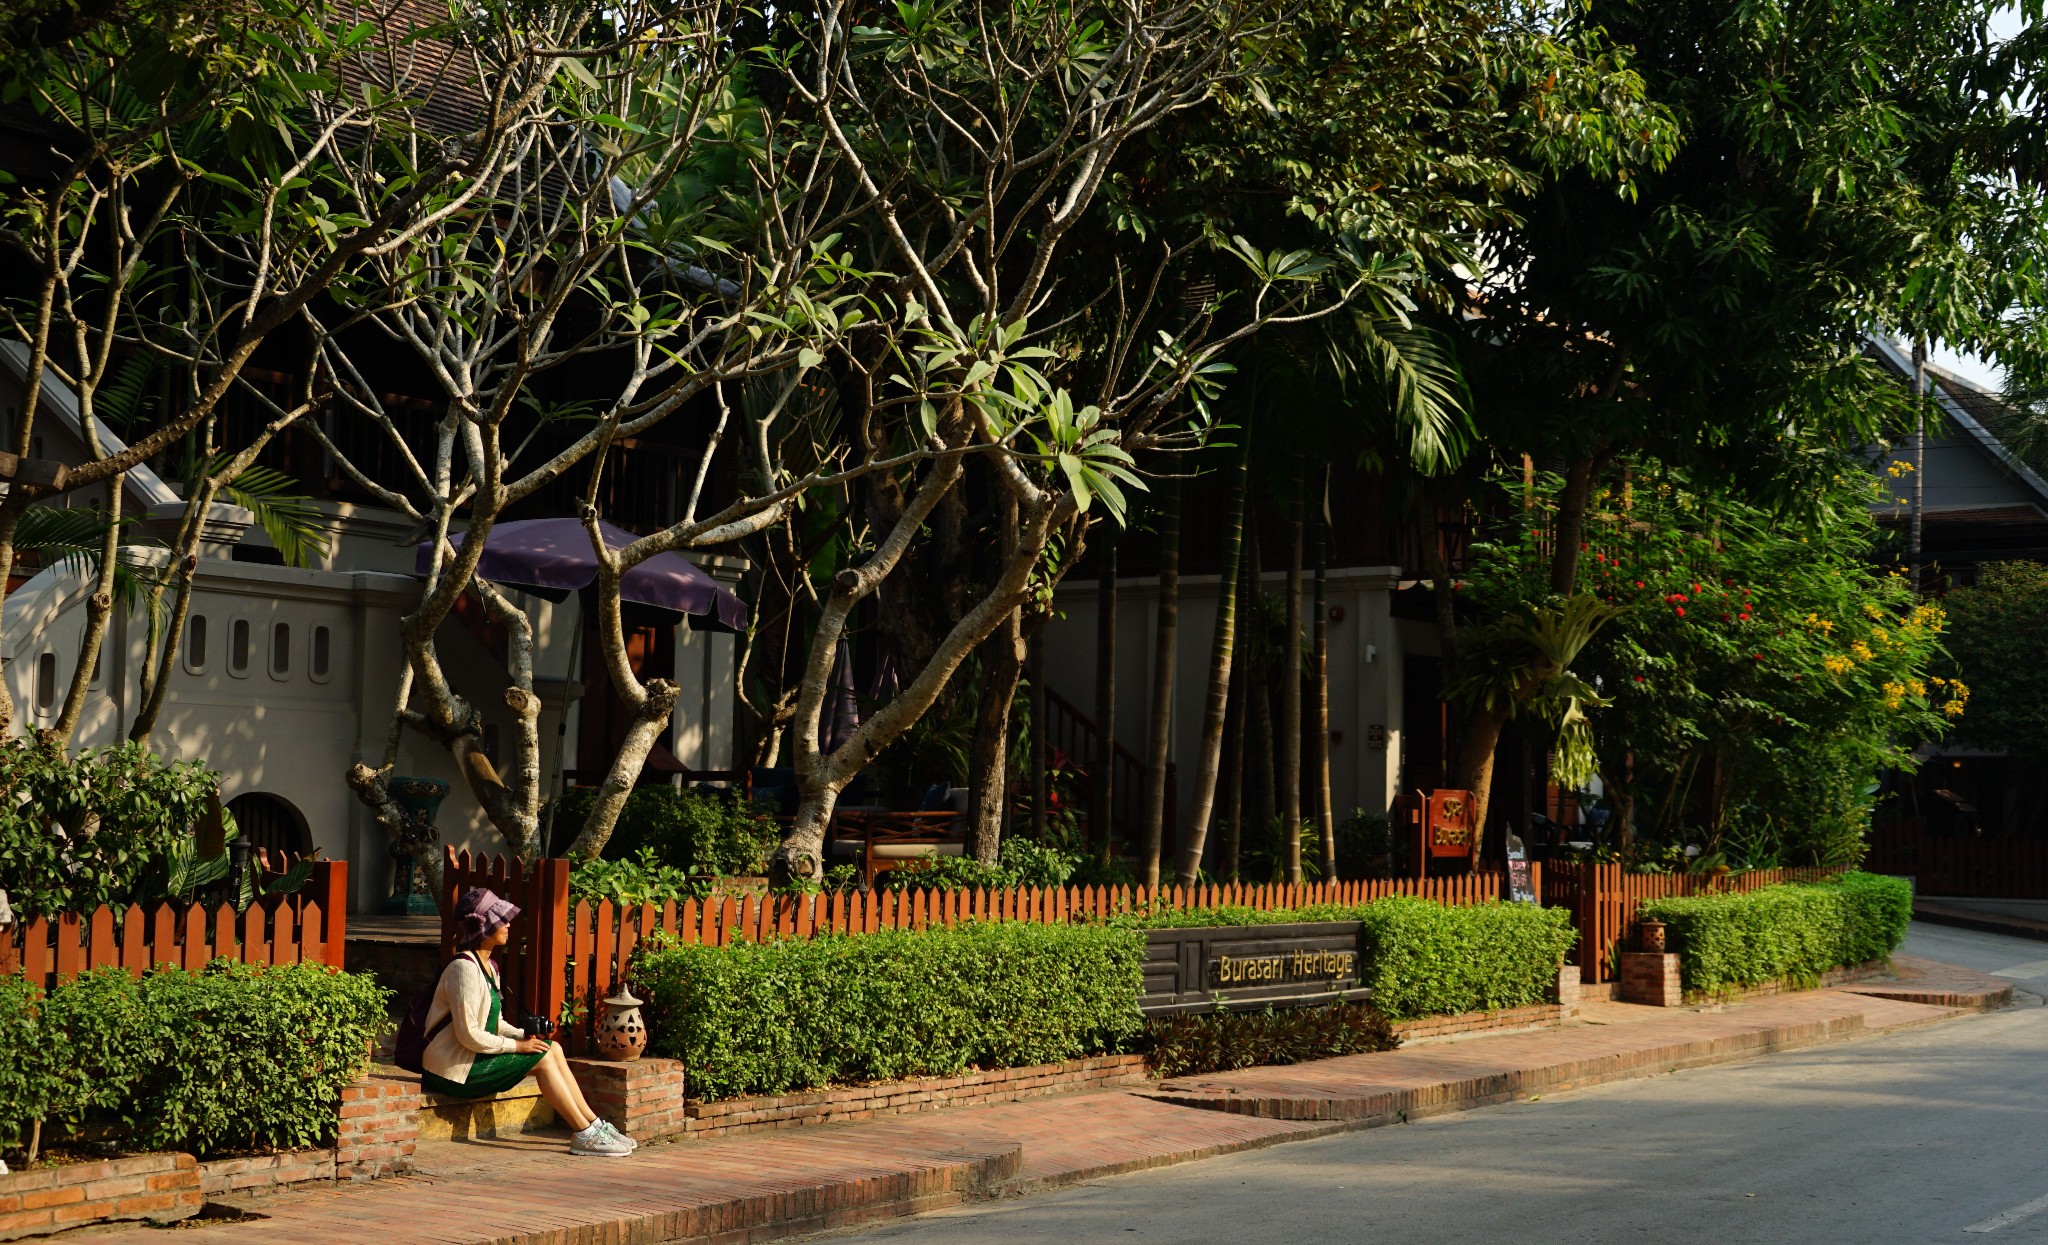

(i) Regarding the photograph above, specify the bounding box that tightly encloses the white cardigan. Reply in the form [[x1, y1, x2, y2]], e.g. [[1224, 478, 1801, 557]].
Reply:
[[422, 953, 526, 1085]]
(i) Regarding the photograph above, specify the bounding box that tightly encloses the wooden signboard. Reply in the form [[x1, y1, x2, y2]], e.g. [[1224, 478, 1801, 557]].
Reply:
[[1138, 922, 1371, 1016], [1403, 789, 1477, 874]]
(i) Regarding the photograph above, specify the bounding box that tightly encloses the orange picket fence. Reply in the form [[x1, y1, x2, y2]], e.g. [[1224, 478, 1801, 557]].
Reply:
[[1542, 861, 1847, 984], [3, 857, 348, 994], [440, 847, 1525, 1054]]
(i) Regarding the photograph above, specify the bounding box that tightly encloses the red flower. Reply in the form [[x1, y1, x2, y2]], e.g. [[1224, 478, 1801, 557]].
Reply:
[[1753, 653, 1764, 661], [1633, 675, 1646, 682], [1675, 606, 1686, 617], [1580, 542, 1590, 551], [1635, 581, 1645, 589]]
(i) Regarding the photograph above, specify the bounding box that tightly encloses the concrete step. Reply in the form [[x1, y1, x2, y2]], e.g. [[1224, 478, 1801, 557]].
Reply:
[[418, 1077, 557, 1142]]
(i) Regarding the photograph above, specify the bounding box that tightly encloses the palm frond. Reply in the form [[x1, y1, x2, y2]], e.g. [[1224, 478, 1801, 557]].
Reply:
[[1360, 322, 1474, 475], [13, 504, 148, 606], [93, 353, 160, 433], [216, 463, 329, 568]]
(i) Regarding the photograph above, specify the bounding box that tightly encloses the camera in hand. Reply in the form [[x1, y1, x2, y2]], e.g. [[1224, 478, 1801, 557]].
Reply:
[[522, 1014, 556, 1040]]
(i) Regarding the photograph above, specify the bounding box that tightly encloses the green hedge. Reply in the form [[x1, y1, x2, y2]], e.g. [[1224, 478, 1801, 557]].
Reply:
[[1144, 1002, 1398, 1078], [1130, 898, 1576, 1020], [0, 962, 389, 1160], [1642, 872, 1912, 995], [632, 922, 1144, 1100]]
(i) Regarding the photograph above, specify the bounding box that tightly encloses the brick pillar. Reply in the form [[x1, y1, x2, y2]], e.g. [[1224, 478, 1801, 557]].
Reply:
[[568, 1058, 687, 1141], [1619, 952, 1682, 1007], [1555, 964, 1582, 1018], [335, 1071, 421, 1180]]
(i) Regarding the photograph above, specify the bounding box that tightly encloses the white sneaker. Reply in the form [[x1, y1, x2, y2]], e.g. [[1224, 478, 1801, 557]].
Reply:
[[570, 1120, 633, 1157], [598, 1120, 637, 1151]]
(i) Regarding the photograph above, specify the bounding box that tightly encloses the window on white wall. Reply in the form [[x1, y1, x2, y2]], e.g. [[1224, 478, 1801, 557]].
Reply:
[[310, 625, 332, 682], [269, 621, 291, 679], [184, 615, 208, 673], [35, 652, 57, 714], [229, 618, 251, 677]]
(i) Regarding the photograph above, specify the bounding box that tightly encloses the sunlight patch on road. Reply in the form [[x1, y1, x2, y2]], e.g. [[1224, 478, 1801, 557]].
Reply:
[[1964, 1190, 2048, 1233]]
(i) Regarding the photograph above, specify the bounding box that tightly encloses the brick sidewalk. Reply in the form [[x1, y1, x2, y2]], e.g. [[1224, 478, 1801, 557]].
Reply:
[[82, 964, 2011, 1245]]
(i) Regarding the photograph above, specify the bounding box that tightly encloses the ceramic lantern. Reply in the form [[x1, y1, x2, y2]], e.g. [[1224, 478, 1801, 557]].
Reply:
[[595, 987, 647, 1061], [1639, 919, 1668, 954]]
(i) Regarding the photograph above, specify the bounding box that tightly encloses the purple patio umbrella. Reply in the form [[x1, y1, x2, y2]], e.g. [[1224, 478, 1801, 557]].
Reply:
[[415, 518, 748, 632]]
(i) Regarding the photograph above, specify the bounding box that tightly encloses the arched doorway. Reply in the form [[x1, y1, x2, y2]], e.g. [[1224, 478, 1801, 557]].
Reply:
[[227, 792, 312, 861]]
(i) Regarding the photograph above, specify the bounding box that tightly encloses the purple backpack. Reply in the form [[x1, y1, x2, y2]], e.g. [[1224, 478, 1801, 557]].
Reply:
[[391, 961, 457, 1074]]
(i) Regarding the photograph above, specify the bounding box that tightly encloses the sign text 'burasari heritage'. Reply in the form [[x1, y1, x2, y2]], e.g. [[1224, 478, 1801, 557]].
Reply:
[[1209, 948, 1357, 987]]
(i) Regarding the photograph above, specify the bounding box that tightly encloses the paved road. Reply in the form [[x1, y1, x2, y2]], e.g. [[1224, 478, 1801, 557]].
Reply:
[[814, 923, 2048, 1244]]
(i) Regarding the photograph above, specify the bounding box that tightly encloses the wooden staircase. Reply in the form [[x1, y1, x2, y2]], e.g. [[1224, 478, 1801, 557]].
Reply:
[[1040, 685, 1177, 860]]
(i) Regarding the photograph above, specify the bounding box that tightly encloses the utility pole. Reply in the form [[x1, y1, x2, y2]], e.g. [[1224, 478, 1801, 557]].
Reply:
[[1910, 339, 1927, 592]]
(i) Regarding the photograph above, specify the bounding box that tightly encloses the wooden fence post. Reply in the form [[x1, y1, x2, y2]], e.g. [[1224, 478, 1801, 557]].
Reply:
[[531, 859, 570, 1033], [317, 860, 348, 968]]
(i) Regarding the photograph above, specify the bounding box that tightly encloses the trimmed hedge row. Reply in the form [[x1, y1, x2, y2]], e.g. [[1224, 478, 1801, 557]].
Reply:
[[1642, 871, 1912, 995], [1143, 1002, 1398, 1078], [1130, 898, 1576, 1020], [0, 962, 389, 1160], [632, 921, 1145, 1101]]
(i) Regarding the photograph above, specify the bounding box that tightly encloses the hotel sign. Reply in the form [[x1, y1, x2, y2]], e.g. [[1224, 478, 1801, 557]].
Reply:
[[1140, 921, 1370, 1016]]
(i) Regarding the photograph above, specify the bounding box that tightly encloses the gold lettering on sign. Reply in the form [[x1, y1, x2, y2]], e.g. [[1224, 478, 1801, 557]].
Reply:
[[1209, 949, 1356, 987]]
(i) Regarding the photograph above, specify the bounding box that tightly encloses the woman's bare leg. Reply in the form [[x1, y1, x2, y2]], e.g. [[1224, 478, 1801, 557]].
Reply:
[[531, 1044, 597, 1132]]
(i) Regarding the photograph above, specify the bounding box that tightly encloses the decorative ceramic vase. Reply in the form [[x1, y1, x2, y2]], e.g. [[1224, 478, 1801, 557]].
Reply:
[[1639, 919, 1668, 954], [382, 777, 450, 916], [595, 987, 647, 1061]]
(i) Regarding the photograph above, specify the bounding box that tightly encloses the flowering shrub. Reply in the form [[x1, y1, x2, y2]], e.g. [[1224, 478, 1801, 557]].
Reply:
[[1467, 466, 1955, 867]]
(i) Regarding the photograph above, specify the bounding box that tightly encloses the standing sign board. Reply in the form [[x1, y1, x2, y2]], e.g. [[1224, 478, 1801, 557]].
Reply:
[[1505, 833, 1538, 904]]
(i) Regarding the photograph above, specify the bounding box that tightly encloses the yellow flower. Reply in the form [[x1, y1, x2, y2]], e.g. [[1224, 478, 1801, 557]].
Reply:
[[1886, 459, 1916, 477], [1851, 641, 1875, 662], [1805, 613, 1834, 633], [1906, 679, 1926, 697], [1863, 603, 1887, 621], [1823, 655, 1854, 675], [1870, 626, 1889, 644]]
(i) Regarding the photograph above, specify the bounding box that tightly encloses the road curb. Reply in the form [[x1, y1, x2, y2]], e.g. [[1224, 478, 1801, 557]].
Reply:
[[1913, 902, 2048, 944]]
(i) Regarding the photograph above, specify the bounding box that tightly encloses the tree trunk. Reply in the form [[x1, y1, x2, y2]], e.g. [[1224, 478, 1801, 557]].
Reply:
[[47, 477, 124, 751], [1313, 513, 1335, 879], [129, 479, 222, 745], [1280, 459, 1303, 883], [1550, 453, 1598, 595], [967, 608, 1025, 865], [773, 459, 1065, 883], [1092, 537, 1117, 868], [1245, 505, 1274, 862], [1172, 451, 1248, 886], [1029, 637, 1047, 841], [565, 681, 679, 859], [1221, 630, 1245, 883], [1139, 481, 1181, 889], [0, 501, 22, 737]]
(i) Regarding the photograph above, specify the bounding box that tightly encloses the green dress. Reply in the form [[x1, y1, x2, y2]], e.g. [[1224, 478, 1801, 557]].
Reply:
[[420, 957, 547, 1099]]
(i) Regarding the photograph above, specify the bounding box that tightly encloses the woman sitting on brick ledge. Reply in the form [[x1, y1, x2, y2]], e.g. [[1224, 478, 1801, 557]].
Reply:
[[427, 888, 636, 1158]]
